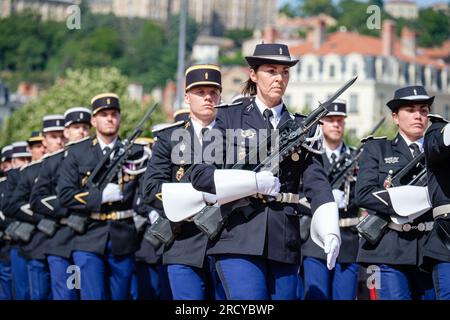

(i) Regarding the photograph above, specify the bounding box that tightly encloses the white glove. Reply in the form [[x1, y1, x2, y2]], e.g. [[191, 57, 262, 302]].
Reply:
[[324, 234, 340, 270], [444, 123, 450, 146], [255, 171, 280, 197], [202, 192, 218, 204], [101, 183, 123, 203], [332, 189, 346, 209]]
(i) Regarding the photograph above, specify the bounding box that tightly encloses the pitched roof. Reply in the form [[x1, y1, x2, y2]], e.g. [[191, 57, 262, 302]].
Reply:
[[290, 31, 449, 69]]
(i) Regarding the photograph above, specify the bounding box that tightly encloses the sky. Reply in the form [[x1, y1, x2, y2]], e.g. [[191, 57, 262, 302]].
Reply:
[[277, 0, 448, 9]]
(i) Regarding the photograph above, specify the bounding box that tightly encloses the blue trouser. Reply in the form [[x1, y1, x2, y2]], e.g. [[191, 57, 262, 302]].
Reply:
[[47, 255, 78, 300], [72, 241, 134, 300], [131, 262, 167, 300], [296, 267, 304, 300], [167, 263, 214, 300], [303, 256, 359, 300], [214, 254, 298, 300], [10, 247, 30, 300], [28, 259, 52, 300], [432, 262, 450, 300], [377, 264, 436, 300], [0, 260, 13, 300], [208, 256, 226, 300]]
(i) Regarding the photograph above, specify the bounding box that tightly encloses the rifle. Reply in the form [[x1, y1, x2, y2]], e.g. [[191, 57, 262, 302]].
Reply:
[[385, 152, 425, 188], [67, 103, 158, 233], [357, 152, 426, 244], [193, 76, 358, 239]]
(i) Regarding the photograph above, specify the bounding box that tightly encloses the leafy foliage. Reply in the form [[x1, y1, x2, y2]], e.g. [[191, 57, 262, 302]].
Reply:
[[0, 68, 167, 146]]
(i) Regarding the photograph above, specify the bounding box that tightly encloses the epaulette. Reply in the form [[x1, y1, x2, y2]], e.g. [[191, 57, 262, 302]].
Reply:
[[42, 148, 64, 159], [66, 136, 91, 147], [134, 137, 154, 146], [20, 159, 42, 171], [152, 120, 186, 134], [428, 114, 449, 124], [361, 135, 387, 143]]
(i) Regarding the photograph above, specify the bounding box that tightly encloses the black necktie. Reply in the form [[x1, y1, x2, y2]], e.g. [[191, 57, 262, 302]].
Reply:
[[330, 152, 337, 165], [103, 146, 111, 156], [201, 128, 209, 141], [263, 109, 274, 130], [410, 143, 420, 158]]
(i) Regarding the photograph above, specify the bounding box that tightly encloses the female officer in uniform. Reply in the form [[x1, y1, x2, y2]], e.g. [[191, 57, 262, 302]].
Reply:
[[188, 43, 341, 300], [355, 85, 435, 300]]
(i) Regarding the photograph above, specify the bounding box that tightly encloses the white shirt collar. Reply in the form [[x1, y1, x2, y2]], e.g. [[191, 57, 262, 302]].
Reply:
[[399, 133, 424, 153], [190, 118, 216, 145], [255, 96, 284, 127], [325, 142, 343, 163], [97, 136, 118, 151]]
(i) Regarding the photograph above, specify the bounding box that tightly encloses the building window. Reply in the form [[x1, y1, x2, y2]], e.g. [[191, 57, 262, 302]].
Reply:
[[349, 94, 358, 114], [444, 105, 450, 120], [307, 65, 313, 79], [329, 65, 335, 78], [352, 63, 358, 77]]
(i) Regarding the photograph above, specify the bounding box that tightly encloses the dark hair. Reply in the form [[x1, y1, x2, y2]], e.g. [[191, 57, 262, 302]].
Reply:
[[242, 65, 260, 96]]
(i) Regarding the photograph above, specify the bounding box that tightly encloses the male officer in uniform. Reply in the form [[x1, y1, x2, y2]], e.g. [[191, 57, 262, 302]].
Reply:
[[30, 107, 92, 300], [27, 131, 45, 160], [188, 43, 341, 300], [143, 64, 223, 300], [8, 115, 65, 300], [356, 85, 435, 300], [423, 112, 450, 299], [57, 93, 146, 300], [301, 99, 360, 300], [0, 145, 14, 299], [3, 141, 32, 299]]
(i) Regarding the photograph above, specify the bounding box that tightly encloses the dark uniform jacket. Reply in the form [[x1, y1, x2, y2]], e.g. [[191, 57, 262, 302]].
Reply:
[[57, 137, 145, 256], [134, 185, 162, 265], [0, 177, 12, 262], [190, 99, 335, 265], [423, 120, 450, 264], [143, 119, 210, 269], [29, 149, 73, 259], [301, 143, 359, 264], [355, 134, 432, 266], [7, 161, 47, 260], [1, 168, 22, 251]]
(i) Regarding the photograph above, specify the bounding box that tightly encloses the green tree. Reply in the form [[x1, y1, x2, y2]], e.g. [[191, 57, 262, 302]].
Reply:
[[416, 8, 450, 47], [299, 0, 337, 18], [224, 29, 253, 47], [0, 68, 167, 146], [335, 0, 391, 37], [279, 3, 298, 18]]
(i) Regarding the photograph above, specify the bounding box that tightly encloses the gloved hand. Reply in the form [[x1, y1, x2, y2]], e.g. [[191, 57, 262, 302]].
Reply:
[[101, 183, 123, 203], [332, 189, 346, 209], [324, 234, 340, 270], [255, 171, 280, 197], [202, 192, 218, 204]]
